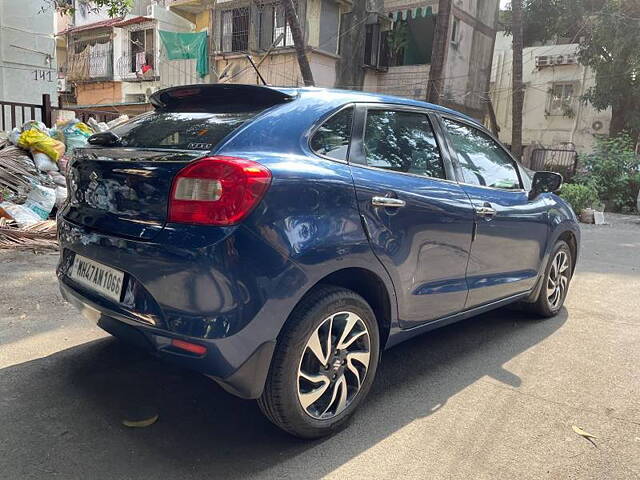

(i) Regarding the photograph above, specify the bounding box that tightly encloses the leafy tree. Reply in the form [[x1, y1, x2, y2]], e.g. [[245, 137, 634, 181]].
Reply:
[[575, 133, 640, 211], [49, 0, 133, 17], [505, 0, 640, 139]]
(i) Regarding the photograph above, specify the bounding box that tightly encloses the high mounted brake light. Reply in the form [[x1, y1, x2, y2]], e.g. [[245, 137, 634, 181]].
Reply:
[[168, 156, 271, 226]]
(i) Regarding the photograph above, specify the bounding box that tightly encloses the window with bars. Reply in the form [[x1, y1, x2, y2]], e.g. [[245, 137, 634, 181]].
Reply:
[[258, 3, 295, 49], [221, 7, 250, 52], [548, 83, 575, 116], [364, 23, 381, 67]]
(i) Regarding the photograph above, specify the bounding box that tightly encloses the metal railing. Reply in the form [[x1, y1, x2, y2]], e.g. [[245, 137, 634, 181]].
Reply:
[[0, 95, 52, 131], [115, 52, 158, 81], [530, 148, 579, 180]]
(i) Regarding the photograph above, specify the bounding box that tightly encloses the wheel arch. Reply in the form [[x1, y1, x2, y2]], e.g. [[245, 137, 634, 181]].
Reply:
[[556, 229, 578, 277], [279, 267, 394, 351]]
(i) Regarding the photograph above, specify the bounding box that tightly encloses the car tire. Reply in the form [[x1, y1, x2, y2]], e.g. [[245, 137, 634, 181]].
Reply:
[[526, 240, 573, 318], [258, 285, 380, 439]]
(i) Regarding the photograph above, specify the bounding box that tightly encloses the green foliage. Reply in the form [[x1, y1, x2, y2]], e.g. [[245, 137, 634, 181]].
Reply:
[[559, 183, 599, 213], [579, 1, 640, 137], [576, 133, 640, 212], [387, 22, 408, 60], [52, 0, 133, 17]]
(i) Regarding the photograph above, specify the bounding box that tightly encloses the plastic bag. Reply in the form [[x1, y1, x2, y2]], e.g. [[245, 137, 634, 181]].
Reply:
[[87, 117, 108, 133], [21, 120, 49, 134], [55, 186, 68, 208], [0, 201, 42, 227], [55, 119, 93, 154], [8, 127, 21, 145], [107, 115, 129, 129], [32, 152, 59, 172], [23, 184, 56, 220], [47, 171, 67, 187], [18, 129, 65, 162]]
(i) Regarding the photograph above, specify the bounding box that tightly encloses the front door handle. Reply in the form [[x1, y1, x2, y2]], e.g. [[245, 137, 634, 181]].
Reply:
[[475, 205, 497, 218], [372, 196, 406, 208]]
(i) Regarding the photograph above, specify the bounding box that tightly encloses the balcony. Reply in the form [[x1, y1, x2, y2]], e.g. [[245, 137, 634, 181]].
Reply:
[[115, 52, 159, 82], [65, 46, 114, 82]]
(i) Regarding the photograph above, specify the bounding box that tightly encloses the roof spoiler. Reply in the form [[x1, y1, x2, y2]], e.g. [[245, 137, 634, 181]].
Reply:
[[150, 84, 295, 111]]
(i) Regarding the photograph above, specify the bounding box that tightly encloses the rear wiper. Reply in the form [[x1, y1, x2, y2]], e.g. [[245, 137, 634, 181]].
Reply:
[[88, 131, 123, 147]]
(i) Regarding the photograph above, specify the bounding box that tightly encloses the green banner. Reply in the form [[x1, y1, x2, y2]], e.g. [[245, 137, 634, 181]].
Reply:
[[159, 30, 209, 78]]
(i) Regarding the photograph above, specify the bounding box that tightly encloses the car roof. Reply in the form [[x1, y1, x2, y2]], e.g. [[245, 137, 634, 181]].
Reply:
[[274, 87, 481, 125]]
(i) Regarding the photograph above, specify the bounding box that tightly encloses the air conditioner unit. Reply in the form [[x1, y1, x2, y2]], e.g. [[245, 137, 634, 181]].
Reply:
[[553, 54, 578, 65], [536, 56, 550, 67]]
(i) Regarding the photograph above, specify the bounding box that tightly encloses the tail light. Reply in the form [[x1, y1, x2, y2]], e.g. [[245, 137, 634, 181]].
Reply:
[[168, 156, 271, 226]]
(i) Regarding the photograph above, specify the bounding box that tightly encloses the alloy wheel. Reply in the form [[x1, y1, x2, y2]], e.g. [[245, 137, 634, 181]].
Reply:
[[546, 250, 570, 309], [297, 311, 371, 420]]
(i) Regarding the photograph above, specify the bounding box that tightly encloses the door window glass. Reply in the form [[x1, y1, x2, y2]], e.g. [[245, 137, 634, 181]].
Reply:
[[363, 110, 445, 179], [310, 107, 353, 161], [443, 119, 521, 189]]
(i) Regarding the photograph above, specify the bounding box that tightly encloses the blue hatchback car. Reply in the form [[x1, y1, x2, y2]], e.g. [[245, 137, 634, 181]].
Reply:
[[57, 84, 580, 438]]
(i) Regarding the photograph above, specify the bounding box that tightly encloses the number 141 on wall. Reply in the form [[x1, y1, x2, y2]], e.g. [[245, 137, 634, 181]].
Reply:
[[33, 70, 54, 82]]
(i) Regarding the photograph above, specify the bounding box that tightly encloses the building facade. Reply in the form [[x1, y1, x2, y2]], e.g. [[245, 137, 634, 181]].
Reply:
[[363, 0, 499, 119], [0, 0, 58, 107], [57, 0, 206, 114], [54, 0, 499, 121], [490, 32, 611, 154]]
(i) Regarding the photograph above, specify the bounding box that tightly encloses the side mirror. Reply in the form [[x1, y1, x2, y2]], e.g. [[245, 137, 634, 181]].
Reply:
[[88, 131, 122, 147], [529, 171, 563, 200]]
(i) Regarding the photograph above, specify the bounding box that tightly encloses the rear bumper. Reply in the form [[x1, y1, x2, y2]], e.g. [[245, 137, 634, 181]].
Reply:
[[56, 217, 308, 399], [60, 280, 276, 399]]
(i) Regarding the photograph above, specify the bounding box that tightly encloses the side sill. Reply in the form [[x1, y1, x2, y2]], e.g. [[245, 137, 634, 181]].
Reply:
[[384, 291, 531, 349]]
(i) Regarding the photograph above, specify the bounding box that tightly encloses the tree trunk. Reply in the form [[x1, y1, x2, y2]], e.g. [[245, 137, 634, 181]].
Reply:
[[511, 0, 524, 159], [609, 103, 628, 137], [335, 0, 367, 90], [282, 0, 315, 87], [426, 0, 453, 104]]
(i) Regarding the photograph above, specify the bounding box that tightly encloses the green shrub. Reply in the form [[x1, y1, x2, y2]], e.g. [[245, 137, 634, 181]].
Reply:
[[576, 134, 640, 212], [560, 183, 599, 214]]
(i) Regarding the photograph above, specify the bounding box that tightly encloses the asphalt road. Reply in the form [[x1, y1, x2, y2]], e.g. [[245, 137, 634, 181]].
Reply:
[[1, 214, 639, 479]]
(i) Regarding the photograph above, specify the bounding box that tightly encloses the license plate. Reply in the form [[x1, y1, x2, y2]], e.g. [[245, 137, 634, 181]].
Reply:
[[69, 254, 124, 302]]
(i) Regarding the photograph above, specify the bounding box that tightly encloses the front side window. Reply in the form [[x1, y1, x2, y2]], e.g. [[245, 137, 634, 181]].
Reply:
[[443, 118, 521, 189], [221, 7, 249, 52], [363, 110, 446, 179], [310, 107, 353, 161]]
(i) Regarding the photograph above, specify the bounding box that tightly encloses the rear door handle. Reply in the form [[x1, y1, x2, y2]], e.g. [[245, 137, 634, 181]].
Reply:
[[372, 196, 406, 208], [475, 206, 497, 218]]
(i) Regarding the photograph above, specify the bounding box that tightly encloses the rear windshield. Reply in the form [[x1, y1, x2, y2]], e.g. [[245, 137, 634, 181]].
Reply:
[[109, 111, 260, 150]]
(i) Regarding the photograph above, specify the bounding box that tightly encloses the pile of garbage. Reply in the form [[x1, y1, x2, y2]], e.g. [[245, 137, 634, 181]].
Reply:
[[0, 116, 127, 251]]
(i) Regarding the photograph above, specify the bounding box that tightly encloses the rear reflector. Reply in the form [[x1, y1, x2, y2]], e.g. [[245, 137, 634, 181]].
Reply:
[[171, 339, 207, 356], [168, 156, 271, 226]]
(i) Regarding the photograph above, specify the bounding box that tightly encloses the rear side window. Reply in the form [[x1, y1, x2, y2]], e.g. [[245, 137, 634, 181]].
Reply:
[[310, 107, 353, 161], [109, 111, 260, 150], [363, 109, 446, 179]]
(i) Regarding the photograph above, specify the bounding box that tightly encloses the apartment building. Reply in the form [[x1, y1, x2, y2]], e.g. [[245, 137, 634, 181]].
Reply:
[[490, 31, 611, 154], [58, 0, 206, 114], [172, 0, 499, 120]]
